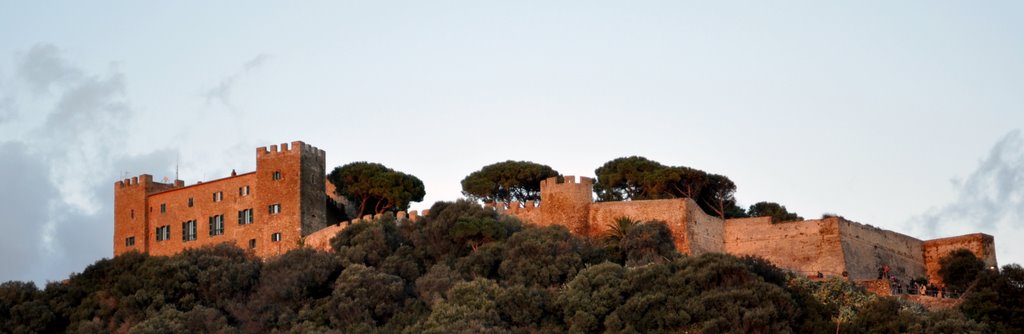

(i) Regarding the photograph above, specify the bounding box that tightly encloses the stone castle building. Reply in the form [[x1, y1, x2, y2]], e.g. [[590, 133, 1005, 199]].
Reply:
[[115, 141, 997, 286], [114, 141, 328, 258], [490, 176, 998, 285]]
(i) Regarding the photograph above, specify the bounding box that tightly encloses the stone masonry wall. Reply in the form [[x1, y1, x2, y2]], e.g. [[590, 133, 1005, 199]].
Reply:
[[724, 217, 848, 277], [589, 199, 692, 254], [684, 199, 725, 255], [923, 234, 998, 286], [538, 176, 593, 236], [144, 173, 259, 257], [837, 221, 926, 281], [114, 141, 328, 259]]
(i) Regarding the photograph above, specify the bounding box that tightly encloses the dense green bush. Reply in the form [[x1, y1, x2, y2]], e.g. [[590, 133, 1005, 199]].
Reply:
[[0, 200, 1014, 332]]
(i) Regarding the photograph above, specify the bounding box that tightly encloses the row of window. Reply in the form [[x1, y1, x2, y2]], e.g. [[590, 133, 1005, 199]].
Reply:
[[126, 232, 283, 248], [246, 233, 282, 249], [152, 205, 279, 243], [155, 170, 283, 214]]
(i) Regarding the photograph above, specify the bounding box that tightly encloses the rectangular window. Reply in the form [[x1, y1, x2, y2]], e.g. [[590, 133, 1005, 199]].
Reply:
[[239, 185, 250, 197], [125, 236, 135, 247], [182, 220, 197, 241], [209, 215, 224, 236], [272, 171, 282, 180], [160, 203, 166, 213], [130, 209, 134, 219], [188, 197, 193, 207], [156, 226, 171, 241], [271, 232, 282, 242], [238, 208, 254, 225], [269, 204, 281, 215], [248, 239, 256, 249]]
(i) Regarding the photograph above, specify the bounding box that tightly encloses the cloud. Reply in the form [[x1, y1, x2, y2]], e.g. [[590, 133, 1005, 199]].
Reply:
[[909, 129, 1024, 265], [0, 43, 176, 284], [16, 44, 83, 95], [0, 142, 57, 282], [202, 53, 270, 107], [0, 96, 14, 123]]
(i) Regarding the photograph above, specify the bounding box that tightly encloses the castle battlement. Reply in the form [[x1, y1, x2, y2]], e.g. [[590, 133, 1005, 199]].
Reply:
[[498, 176, 997, 286], [257, 141, 326, 159], [115, 140, 328, 258]]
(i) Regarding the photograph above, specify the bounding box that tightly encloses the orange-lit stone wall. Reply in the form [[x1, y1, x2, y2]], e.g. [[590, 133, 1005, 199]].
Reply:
[[724, 217, 848, 277], [113, 141, 326, 258], [923, 234, 998, 286]]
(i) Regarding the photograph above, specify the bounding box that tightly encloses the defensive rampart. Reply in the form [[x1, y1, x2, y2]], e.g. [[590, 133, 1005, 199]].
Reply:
[[496, 175, 997, 286]]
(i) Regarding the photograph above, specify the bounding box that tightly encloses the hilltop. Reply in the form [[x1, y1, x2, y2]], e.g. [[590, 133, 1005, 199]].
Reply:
[[3, 200, 1021, 333]]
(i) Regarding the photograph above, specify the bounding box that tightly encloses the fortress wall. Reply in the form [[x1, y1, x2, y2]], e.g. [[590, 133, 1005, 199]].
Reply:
[[837, 221, 926, 281], [724, 218, 847, 277], [114, 175, 155, 255], [298, 142, 327, 236], [304, 211, 425, 252], [683, 198, 724, 255], [304, 221, 350, 252], [502, 201, 543, 226], [538, 176, 593, 235], [590, 199, 692, 253], [144, 173, 259, 257], [923, 234, 997, 286]]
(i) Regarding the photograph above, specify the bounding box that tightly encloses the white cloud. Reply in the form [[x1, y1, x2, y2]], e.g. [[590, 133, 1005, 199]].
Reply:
[[908, 129, 1024, 266], [202, 53, 270, 108]]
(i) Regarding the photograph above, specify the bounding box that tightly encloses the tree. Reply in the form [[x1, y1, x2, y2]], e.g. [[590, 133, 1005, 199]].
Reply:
[[593, 156, 665, 201], [327, 162, 425, 216], [748, 201, 803, 223], [939, 249, 986, 292], [960, 264, 1024, 333], [461, 161, 560, 206], [697, 174, 742, 219]]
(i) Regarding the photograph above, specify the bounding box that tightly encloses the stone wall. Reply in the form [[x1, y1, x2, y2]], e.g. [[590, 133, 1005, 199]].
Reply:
[[837, 221, 926, 281], [302, 210, 426, 252], [114, 141, 329, 259], [538, 176, 593, 235], [724, 217, 847, 277], [589, 199, 692, 253], [923, 234, 998, 286], [684, 199, 725, 255], [144, 173, 260, 257]]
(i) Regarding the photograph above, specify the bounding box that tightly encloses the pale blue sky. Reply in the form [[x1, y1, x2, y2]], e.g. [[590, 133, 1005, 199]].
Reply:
[[1, 1, 1022, 284]]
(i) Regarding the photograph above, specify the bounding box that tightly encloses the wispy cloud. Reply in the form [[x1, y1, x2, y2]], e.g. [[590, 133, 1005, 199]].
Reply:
[[909, 129, 1024, 265], [0, 44, 176, 284], [202, 53, 270, 108]]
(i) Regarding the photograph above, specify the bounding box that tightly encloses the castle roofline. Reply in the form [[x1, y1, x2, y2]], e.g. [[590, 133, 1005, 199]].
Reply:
[[146, 171, 256, 197], [923, 233, 995, 244]]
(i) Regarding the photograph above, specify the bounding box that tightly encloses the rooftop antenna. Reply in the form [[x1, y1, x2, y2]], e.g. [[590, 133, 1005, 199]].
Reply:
[[175, 152, 180, 182]]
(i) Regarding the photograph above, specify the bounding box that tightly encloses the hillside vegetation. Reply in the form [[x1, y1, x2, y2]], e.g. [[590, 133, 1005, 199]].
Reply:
[[2, 200, 1020, 333]]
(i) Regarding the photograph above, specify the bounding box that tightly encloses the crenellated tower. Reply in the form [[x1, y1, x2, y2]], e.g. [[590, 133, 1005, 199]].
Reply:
[[255, 141, 326, 257], [538, 176, 594, 236]]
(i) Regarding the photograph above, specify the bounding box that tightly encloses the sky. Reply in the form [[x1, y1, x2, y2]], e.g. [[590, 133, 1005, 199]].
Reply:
[[0, 1, 1022, 284]]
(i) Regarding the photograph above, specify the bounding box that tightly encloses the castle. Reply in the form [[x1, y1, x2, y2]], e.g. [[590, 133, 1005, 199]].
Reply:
[[114, 141, 328, 258], [486, 176, 998, 285], [114, 141, 997, 286]]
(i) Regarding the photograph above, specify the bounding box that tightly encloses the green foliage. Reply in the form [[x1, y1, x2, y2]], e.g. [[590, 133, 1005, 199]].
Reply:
[[696, 173, 744, 219], [327, 162, 426, 216], [1, 201, 1013, 332], [498, 226, 593, 288], [593, 156, 666, 201], [747, 201, 803, 223], [960, 264, 1024, 333], [593, 157, 745, 219], [938, 248, 986, 292], [619, 220, 678, 267], [461, 160, 560, 205]]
